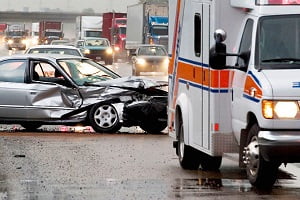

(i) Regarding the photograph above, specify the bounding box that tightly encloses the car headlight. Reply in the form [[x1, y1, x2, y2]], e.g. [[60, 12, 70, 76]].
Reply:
[[136, 58, 146, 65], [163, 58, 169, 66], [106, 47, 113, 55], [114, 46, 120, 52], [22, 39, 27, 45], [8, 39, 13, 44], [84, 49, 90, 54], [262, 100, 299, 119]]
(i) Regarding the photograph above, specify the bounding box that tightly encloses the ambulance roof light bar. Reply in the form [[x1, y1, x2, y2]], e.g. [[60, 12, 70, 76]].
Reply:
[[231, 0, 300, 8], [257, 0, 300, 5]]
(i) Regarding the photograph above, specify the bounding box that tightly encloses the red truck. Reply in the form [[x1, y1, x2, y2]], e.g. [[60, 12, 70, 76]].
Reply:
[[102, 12, 127, 58], [39, 21, 63, 44]]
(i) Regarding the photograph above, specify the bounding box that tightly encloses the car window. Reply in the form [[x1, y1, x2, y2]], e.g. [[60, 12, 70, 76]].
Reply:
[[0, 60, 26, 83], [138, 46, 167, 56], [33, 62, 65, 83]]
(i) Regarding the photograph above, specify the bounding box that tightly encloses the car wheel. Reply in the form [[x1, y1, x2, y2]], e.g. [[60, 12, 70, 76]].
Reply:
[[244, 123, 280, 189], [20, 123, 42, 131], [178, 121, 201, 170], [89, 104, 122, 133], [140, 120, 167, 134]]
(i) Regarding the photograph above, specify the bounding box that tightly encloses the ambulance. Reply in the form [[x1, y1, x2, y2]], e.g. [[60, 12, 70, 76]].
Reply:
[[168, 0, 300, 188]]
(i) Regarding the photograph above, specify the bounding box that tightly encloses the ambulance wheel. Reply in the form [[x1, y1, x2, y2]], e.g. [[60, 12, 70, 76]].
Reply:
[[200, 154, 222, 171], [244, 123, 279, 189], [89, 104, 122, 133], [178, 122, 201, 170], [20, 123, 42, 131]]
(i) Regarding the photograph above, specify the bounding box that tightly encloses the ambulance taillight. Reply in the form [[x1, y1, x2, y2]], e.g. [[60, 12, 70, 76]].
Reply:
[[256, 0, 300, 5]]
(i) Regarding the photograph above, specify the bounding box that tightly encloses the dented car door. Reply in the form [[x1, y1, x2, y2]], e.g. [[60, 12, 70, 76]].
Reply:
[[26, 60, 82, 119]]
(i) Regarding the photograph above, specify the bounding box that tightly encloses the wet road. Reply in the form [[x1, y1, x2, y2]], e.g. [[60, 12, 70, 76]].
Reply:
[[1, 42, 300, 199], [1, 127, 300, 199]]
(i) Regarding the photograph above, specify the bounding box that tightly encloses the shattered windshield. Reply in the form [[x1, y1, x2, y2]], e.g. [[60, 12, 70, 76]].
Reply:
[[57, 59, 120, 86], [257, 15, 300, 69]]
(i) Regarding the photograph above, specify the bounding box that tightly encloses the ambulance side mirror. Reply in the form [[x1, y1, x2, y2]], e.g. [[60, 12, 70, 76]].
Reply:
[[209, 29, 227, 69]]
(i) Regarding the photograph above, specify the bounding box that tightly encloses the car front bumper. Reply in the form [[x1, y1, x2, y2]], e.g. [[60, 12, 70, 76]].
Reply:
[[258, 130, 300, 163]]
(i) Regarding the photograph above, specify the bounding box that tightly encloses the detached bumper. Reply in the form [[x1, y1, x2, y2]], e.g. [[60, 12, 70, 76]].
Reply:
[[258, 130, 300, 162]]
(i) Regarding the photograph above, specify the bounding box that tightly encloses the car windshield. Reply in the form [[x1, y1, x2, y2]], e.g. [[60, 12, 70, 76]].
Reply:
[[28, 48, 81, 56], [85, 39, 109, 47], [138, 46, 167, 56], [57, 59, 120, 86], [257, 15, 300, 69]]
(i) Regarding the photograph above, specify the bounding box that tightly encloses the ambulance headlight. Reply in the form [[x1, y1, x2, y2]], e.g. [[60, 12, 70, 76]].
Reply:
[[262, 100, 299, 119], [8, 39, 13, 45], [136, 58, 146, 65]]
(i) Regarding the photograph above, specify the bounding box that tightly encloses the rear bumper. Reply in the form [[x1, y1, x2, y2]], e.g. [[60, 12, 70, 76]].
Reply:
[[258, 130, 300, 162]]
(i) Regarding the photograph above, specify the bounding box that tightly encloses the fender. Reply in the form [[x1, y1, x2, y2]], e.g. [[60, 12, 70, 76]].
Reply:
[[175, 92, 191, 145], [61, 98, 121, 119]]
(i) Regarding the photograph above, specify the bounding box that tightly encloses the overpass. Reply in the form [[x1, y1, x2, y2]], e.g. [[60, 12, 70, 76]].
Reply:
[[0, 0, 139, 40]]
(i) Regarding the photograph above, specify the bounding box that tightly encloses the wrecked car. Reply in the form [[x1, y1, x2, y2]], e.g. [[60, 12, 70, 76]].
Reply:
[[0, 54, 168, 133]]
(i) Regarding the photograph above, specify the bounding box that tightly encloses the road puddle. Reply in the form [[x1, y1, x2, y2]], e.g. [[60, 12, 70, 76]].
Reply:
[[171, 167, 300, 199]]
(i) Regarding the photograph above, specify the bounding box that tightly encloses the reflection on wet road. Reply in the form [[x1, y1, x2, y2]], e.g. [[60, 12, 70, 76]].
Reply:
[[0, 129, 300, 199]]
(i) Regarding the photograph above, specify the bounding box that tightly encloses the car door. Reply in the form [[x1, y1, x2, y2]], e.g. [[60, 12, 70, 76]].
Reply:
[[26, 59, 82, 119], [0, 59, 29, 118]]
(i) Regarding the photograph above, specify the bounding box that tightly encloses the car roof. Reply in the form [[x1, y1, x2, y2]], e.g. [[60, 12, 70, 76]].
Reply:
[[27, 45, 79, 50], [82, 37, 109, 40], [137, 44, 166, 48], [0, 53, 87, 61]]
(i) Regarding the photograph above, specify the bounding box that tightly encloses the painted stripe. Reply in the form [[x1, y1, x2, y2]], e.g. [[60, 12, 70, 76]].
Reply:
[[243, 94, 260, 103], [248, 71, 261, 87]]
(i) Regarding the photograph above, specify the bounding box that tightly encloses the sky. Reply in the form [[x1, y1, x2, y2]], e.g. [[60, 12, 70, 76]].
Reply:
[[0, 0, 140, 13]]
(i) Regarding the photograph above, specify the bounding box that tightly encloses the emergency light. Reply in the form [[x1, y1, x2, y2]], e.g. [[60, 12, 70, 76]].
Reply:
[[256, 0, 300, 5]]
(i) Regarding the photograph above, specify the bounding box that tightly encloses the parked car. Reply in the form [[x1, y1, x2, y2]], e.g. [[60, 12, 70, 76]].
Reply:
[[0, 54, 167, 133], [25, 45, 84, 57], [132, 45, 169, 76], [76, 37, 113, 65]]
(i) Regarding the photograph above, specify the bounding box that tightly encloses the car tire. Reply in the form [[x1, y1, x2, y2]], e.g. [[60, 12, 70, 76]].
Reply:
[[140, 120, 167, 134], [20, 123, 42, 131], [178, 121, 201, 170], [88, 103, 122, 133], [244, 123, 280, 189], [200, 153, 222, 171]]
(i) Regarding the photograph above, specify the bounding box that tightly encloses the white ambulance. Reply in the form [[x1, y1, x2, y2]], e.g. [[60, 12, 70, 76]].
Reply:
[[168, 0, 300, 188]]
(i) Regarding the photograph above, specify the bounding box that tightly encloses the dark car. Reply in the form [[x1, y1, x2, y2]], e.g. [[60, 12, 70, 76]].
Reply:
[[76, 37, 113, 65], [0, 54, 168, 133], [132, 45, 169, 76]]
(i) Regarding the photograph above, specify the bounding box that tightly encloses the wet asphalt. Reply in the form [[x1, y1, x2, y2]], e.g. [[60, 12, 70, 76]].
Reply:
[[0, 125, 300, 199]]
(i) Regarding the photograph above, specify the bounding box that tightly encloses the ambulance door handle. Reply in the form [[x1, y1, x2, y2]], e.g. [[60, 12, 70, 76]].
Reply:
[[186, 82, 190, 90]]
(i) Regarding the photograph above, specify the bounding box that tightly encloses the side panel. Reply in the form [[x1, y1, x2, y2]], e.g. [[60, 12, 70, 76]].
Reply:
[[125, 3, 145, 50]]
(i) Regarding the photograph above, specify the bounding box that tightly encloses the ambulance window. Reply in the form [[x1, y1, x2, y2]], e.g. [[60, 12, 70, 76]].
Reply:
[[194, 13, 201, 57], [237, 19, 253, 69]]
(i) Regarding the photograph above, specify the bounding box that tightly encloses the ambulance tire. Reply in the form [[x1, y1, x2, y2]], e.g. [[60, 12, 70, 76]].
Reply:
[[178, 123, 201, 170], [245, 123, 279, 189], [200, 154, 222, 171]]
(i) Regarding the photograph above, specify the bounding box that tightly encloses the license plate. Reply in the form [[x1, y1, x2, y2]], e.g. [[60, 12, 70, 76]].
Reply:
[[96, 56, 102, 60]]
